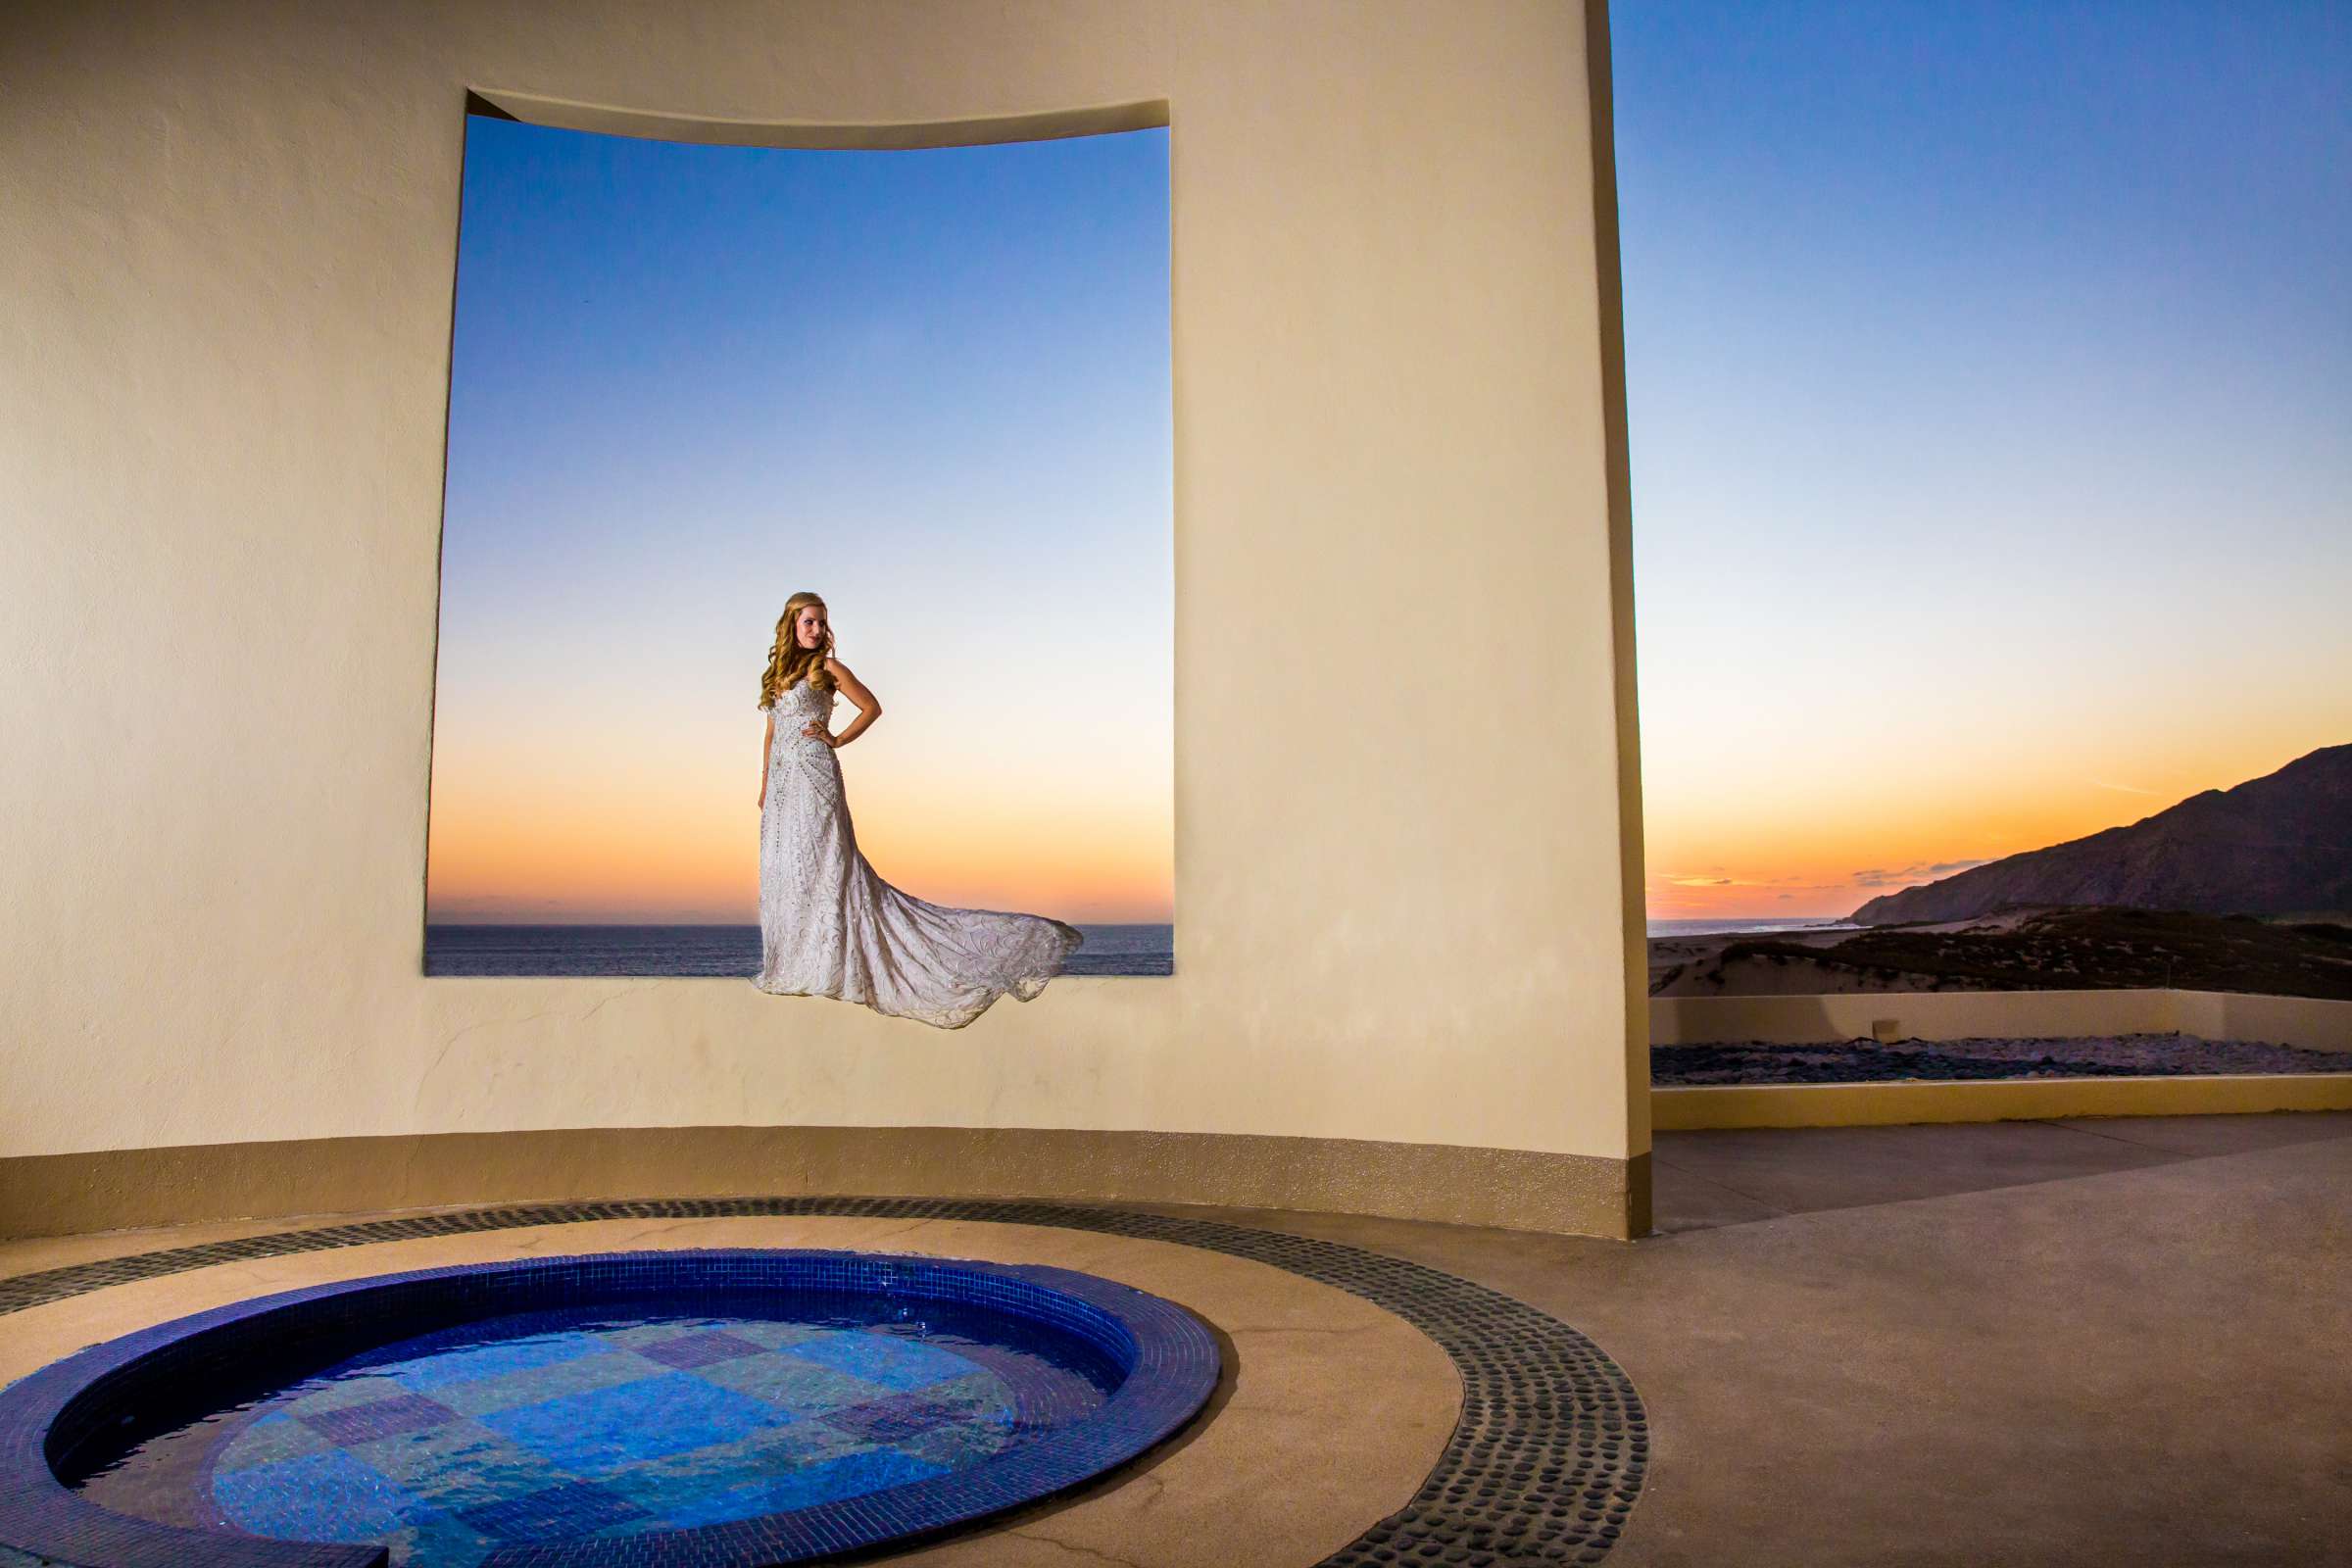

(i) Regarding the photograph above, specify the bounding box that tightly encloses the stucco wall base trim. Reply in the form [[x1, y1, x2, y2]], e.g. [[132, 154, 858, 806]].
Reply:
[[1653, 1072, 2352, 1131], [0, 1128, 1650, 1245]]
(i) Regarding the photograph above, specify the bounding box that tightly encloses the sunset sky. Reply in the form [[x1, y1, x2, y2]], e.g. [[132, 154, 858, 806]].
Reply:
[[1616, 0, 2350, 923], [425, 119, 1173, 924], [427, 2, 2349, 929]]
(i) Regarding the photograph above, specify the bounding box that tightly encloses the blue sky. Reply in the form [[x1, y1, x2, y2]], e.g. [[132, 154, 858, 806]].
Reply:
[[428, 122, 1174, 923], [1610, 0, 2350, 919], [428, 3, 2349, 925]]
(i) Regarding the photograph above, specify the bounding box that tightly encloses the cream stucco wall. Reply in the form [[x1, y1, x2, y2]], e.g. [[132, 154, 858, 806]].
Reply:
[[1, 2, 1644, 1225]]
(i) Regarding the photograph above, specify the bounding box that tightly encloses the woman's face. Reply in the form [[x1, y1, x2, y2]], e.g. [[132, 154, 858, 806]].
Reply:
[[794, 606, 828, 650]]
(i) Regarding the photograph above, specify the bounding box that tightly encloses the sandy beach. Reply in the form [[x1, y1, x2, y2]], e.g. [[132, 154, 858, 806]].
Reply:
[[1648, 910, 2050, 997]]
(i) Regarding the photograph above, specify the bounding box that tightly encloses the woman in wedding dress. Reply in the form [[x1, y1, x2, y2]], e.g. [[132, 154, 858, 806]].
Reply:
[[754, 591, 1083, 1028]]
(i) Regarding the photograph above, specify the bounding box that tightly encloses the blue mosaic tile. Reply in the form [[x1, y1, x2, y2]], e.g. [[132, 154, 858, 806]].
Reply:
[[689, 1346, 883, 1413], [2, 1248, 1219, 1567], [302, 1393, 464, 1447], [459, 1478, 652, 1541], [215, 1447, 420, 1540], [475, 1371, 798, 1477], [431, 1348, 655, 1419], [775, 1328, 982, 1392], [593, 1418, 863, 1515], [631, 1330, 764, 1373], [381, 1331, 608, 1393], [343, 1418, 566, 1509], [817, 1388, 975, 1445], [216, 1410, 337, 1475], [655, 1446, 948, 1529]]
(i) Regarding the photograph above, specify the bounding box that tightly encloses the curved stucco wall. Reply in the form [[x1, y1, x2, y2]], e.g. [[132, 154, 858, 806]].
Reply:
[[0, 1, 1646, 1221]]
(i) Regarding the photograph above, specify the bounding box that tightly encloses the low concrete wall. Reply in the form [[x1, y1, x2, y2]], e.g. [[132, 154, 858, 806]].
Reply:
[[1648, 987, 2352, 1130], [1650, 988, 2352, 1052], [2169, 990, 2352, 1053], [1654, 1072, 2352, 1132]]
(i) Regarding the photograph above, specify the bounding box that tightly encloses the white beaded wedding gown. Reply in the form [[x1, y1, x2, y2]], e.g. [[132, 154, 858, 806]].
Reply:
[[755, 675, 1084, 1029]]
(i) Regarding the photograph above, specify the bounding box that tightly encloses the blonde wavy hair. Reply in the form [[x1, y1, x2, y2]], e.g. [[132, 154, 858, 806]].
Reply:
[[758, 592, 837, 710]]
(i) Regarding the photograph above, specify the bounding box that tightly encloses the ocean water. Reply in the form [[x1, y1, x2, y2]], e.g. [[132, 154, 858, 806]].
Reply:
[[425, 923, 1172, 978], [427, 920, 1828, 976], [1645, 917, 1865, 939]]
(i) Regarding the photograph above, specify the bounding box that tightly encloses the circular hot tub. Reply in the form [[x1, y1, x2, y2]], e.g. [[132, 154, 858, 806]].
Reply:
[[0, 1249, 1220, 1567]]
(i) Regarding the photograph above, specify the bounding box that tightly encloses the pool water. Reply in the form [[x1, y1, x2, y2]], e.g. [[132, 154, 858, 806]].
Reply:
[[69, 1291, 1121, 1567]]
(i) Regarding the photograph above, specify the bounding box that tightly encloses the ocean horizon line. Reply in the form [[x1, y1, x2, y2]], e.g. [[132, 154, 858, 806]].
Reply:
[[424, 921, 1172, 979], [427, 918, 1846, 937], [424, 918, 1175, 928]]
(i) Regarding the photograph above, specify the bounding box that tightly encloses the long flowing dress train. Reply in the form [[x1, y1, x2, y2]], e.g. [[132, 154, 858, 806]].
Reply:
[[755, 676, 1083, 1028]]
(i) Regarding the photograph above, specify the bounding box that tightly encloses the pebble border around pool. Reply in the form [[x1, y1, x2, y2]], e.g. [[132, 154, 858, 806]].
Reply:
[[0, 1199, 1649, 1567]]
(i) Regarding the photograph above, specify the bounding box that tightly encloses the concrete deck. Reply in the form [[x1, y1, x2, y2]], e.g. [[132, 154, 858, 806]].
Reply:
[[4, 1111, 2346, 1565], [1147, 1110, 2352, 1566]]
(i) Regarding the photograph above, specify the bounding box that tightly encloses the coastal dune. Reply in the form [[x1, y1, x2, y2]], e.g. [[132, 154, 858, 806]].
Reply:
[[1649, 906, 2352, 1000], [1648, 922, 1984, 997]]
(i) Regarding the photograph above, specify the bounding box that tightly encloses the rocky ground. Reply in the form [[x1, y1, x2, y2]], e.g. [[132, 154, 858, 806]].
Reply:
[[1648, 905, 2352, 1000], [1651, 1031, 2352, 1086]]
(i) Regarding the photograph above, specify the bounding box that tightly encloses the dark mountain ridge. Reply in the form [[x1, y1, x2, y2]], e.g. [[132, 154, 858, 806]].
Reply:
[[1849, 743, 2352, 925]]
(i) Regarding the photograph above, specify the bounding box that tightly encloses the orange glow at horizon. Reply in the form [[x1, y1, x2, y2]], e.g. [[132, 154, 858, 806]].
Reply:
[[1637, 724, 2345, 924], [425, 713, 1173, 925]]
